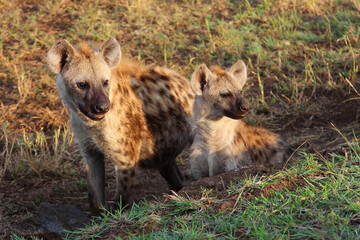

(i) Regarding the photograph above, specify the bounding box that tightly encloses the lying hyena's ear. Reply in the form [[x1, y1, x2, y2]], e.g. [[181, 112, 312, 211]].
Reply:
[[99, 37, 121, 69], [229, 60, 247, 88], [191, 64, 213, 96], [47, 40, 76, 74]]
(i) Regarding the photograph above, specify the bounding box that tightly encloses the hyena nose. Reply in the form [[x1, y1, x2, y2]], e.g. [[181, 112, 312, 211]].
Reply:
[[93, 102, 110, 114], [240, 105, 249, 112], [238, 101, 249, 113]]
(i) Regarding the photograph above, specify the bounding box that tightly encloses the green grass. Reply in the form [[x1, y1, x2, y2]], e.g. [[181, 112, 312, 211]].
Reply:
[[64, 137, 360, 239]]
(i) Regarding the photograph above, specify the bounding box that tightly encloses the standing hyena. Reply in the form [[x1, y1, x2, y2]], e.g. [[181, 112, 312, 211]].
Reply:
[[189, 60, 291, 180], [47, 37, 195, 211]]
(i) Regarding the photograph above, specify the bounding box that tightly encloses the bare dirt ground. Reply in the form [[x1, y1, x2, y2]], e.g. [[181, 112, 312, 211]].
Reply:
[[1, 86, 359, 239]]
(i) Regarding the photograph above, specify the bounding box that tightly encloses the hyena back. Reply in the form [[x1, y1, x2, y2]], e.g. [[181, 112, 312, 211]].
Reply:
[[189, 60, 291, 180], [47, 37, 195, 211]]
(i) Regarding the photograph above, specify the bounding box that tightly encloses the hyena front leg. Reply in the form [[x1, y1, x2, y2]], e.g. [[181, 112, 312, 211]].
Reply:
[[72, 130, 106, 212], [111, 144, 143, 208], [159, 160, 183, 191], [115, 165, 138, 207], [79, 146, 106, 212], [86, 151, 105, 211], [189, 145, 209, 180]]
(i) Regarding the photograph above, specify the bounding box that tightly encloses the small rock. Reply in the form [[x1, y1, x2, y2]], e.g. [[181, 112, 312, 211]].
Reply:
[[206, 180, 216, 187], [220, 200, 235, 211], [39, 202, 89, 236]]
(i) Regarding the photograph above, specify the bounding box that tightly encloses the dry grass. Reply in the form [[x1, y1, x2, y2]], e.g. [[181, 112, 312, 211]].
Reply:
[[0, 0, 359, 190]]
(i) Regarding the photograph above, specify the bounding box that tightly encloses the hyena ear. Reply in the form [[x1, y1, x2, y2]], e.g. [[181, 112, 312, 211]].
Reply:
[[229, 60, 247, 88], [47, 40, 76, 74], [99, 37, 121, 69], [191, 64, 212, 96]]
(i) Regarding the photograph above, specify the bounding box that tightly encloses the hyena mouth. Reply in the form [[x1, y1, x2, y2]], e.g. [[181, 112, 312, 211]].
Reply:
[[79, 105, 106, 121], [223, 110, 248, 120]]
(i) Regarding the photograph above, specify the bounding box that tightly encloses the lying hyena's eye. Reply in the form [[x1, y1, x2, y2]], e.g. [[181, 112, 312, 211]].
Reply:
[[76, 82, 89, 90], [219, 88, 232, 98], [103, 80, 109, 86], [219, 92, 232, 98]]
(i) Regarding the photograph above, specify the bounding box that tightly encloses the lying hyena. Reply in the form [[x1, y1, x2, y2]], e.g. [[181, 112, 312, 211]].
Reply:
[[47, 37, 195, 211], [189, 60, 291, 180]]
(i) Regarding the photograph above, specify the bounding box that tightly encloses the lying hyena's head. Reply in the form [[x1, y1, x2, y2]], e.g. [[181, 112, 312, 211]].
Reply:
[[47, 37, 121, 121], [191, 60, 249, 119]]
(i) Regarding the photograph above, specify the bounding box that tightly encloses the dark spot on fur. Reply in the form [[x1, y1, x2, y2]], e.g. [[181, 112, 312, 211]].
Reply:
[[168, 108, 176, 116], [130, 170, 135, 177], [133, 112, 141, 120], [159, 88, 166, 96], [258, 150, 264, 159], [169, 95, 175, 102], [147, 77, 156, 83], [270, 148, 278, 156], [234, 131, 245, 145], [177, 84, 183, 90], [117, 160, 127, 166], [122, 169, 128, 174], [123, 88, 129, 96], [146, 96, 153, 104], [160, 75, 168, 81], [123, 176, 129, 182], [114, 149, 122, 154]]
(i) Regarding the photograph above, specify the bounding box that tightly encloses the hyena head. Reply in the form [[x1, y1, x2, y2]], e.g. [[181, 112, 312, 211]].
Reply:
[[47, 37, 121, 121], [191, 60, 249, 119]]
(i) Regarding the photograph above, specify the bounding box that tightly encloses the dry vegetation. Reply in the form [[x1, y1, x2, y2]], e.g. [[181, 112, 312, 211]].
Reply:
[[0, 0, 359, 239]]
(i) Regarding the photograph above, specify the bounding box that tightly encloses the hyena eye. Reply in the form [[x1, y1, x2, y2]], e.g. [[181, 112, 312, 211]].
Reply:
[[76, 82, 89, 90], [103, 80, 109, 86], [220, 92, 232, 98]]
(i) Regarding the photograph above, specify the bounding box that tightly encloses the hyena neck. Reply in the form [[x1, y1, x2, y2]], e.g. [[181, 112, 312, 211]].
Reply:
[[195, 96, 241, 145]]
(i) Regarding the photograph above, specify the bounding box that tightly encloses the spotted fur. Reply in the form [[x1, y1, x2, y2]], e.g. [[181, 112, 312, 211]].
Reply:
[[47, 37, 195, 211], [189, 60, 291, 180]]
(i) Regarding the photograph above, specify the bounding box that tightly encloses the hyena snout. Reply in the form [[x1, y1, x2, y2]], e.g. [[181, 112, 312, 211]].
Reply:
[[91, 97, 110, 115], [224, 95, 249, 119], [80, 92, 110, 121], [236, 98, 249, 114]]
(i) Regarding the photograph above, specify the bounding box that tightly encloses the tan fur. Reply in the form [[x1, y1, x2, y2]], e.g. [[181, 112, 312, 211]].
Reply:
[[78, 42, 95, 57], [210, 65, 226, 76], [189, 61, 291, 180], [47, 38, 195, 211]]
